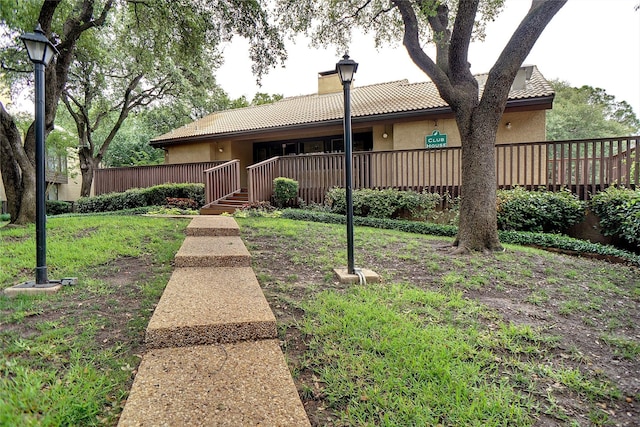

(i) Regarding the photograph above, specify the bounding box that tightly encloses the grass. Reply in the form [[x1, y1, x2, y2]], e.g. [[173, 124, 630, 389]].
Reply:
[[0, 215, 189, 426], [238, 216, 640, 426], [302, 284, 532, 426], [2, 214, 638, 425]]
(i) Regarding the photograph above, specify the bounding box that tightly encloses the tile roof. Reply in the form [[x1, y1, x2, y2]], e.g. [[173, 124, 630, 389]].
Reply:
[[153, 66, 553, 144]]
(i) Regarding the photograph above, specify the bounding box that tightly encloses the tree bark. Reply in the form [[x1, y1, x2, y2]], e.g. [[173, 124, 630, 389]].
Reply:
[[454, 113, 503, 252], [0, 103, 37, 224], [79, 148, 99, 197]]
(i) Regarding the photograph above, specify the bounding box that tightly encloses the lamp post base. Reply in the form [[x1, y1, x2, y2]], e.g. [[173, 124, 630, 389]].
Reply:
[[333, 268, 380, 285], [3, 277, 78, 297]]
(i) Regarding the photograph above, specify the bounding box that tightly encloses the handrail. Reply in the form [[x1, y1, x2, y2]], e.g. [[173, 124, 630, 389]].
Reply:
[[203, 160, 241, 205], [247, 156, 281, 203]]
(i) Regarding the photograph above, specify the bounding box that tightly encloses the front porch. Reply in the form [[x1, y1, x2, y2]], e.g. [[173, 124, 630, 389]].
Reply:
[[200, 136, 639, 213], [93, 136, 639, 214]]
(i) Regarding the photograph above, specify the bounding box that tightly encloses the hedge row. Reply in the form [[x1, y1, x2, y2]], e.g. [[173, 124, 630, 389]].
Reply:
[[325, 187, 442, 220], [590, 186, 640, 246], [76, 183, 205, 213], [281, 209, 640, 265]]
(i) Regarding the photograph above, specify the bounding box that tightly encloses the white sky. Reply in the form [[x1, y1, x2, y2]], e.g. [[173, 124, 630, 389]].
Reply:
[[217, 0, 640, 117]]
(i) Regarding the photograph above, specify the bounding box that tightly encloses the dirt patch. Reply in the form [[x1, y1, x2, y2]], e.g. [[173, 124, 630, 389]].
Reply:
[[1, 255, 160, 366], [243, 227, 640, 427]]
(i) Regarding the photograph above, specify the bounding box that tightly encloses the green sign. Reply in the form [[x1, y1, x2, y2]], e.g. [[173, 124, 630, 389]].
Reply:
[[425, 130, 447, 148]]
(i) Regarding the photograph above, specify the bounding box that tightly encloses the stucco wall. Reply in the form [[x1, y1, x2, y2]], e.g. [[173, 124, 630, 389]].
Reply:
[[390, 110, 546, 151], [57, 150, 83, 201], [166, 142, 213, 164], [231, 140, 254, 188], [498, 111, 547, 143]]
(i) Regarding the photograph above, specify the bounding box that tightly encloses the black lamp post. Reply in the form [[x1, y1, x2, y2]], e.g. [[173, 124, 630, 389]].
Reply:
[[20, 24, 59, 286], [336, 54, 358, 275]]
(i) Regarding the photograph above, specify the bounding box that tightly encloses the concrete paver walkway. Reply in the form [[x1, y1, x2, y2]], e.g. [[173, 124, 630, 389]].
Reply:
[[118, 216, 310, 426]]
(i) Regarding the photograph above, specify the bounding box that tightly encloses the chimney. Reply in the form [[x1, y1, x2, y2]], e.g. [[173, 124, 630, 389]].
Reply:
[[511, 65, 534, 91], [318, 70, 344, 95]]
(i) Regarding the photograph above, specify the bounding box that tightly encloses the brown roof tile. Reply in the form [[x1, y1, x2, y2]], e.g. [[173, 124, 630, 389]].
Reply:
[[153, 66, 553, 143]]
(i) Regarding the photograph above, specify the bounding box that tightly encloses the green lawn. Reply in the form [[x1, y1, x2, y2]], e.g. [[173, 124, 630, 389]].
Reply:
[[0, 215, 189, 426], [1, 214, 638, 426], [238, 216, 640, 427]]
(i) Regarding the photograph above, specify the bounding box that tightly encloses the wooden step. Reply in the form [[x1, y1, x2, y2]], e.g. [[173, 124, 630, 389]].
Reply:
[[200, 190, 250, 215]]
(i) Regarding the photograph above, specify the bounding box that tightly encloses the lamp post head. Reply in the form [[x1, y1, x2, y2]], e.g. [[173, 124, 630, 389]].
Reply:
[[20, 23, 59, 66], [336, 53, 358, 85]]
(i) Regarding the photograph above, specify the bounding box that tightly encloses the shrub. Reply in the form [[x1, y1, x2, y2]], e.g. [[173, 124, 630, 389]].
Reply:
[[46, 200, 73, 215], [76, 183, 205, 213], [234, 201, 281, 218], [591, 187, 640, 246], [273, 177, 299, 207], [621, 198, 640, 245], [496, 187, 585, 233], [165, 197, 198, 210], [325, 188, 441, 220]]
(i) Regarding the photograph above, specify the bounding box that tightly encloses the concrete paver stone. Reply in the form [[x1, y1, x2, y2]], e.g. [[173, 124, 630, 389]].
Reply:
[[175, 236, 251, 268], [186, 216, 240, 237], [146, 267, 277, 348], [118, 216, 310, 426], [117, 340, 310, 427]]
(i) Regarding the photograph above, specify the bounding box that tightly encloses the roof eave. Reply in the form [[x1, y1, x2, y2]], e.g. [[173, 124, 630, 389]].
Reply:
[[150, 95, 554, 147]]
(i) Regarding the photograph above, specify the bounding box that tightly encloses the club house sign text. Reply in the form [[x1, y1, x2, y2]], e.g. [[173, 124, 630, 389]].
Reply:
[[425, 130, 447, 148]]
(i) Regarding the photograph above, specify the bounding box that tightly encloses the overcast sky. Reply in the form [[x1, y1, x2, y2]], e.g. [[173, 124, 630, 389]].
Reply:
[[217, 0, 640, 117]]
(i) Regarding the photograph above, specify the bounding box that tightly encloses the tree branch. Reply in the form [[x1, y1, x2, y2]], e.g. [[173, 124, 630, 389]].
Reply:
[[481, 0, 567, 115], [391, 0, 453, 100], [447, 0, 478, 83]]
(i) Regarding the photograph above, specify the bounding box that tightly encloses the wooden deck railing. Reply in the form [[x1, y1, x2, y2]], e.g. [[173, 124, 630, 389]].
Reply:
[[93, 136, 639, 205], [94, 161, 224, 195], [252, 136, 639, 204], [204, 160, 241, 205], [247, 157, 280, 203]]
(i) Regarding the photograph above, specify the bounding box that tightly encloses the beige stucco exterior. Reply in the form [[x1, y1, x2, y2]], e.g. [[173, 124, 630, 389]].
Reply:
[[56, 149, 82, 201], [159, 108, 550, 190]]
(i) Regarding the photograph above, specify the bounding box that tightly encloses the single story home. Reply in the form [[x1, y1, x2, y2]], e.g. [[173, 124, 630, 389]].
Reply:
[[149, 65, 554, 210]]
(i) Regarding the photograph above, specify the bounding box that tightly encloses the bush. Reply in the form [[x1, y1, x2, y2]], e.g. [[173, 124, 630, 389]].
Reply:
[[165, 198, 198, 210], [46, 200, 73, 215], [496, 187, 585, 233], [273, 177, 299, 207], [591, 187, 640, 246], [76, 183, 205, 213], [325, 188, 441, 220]]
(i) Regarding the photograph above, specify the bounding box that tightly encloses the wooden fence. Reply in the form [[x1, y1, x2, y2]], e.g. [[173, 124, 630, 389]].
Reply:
[[94, 161, 224, 195], [94, 136, 639, 205], [247, 136, 639, 204]]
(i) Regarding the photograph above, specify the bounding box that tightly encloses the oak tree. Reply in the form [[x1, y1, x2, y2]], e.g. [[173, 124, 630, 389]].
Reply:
[[277, 0, 566, 252], [0, 0, 285, 221]]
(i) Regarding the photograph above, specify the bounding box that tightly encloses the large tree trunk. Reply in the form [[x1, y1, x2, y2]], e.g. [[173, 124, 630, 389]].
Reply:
[[454, 113, 503, 252]]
